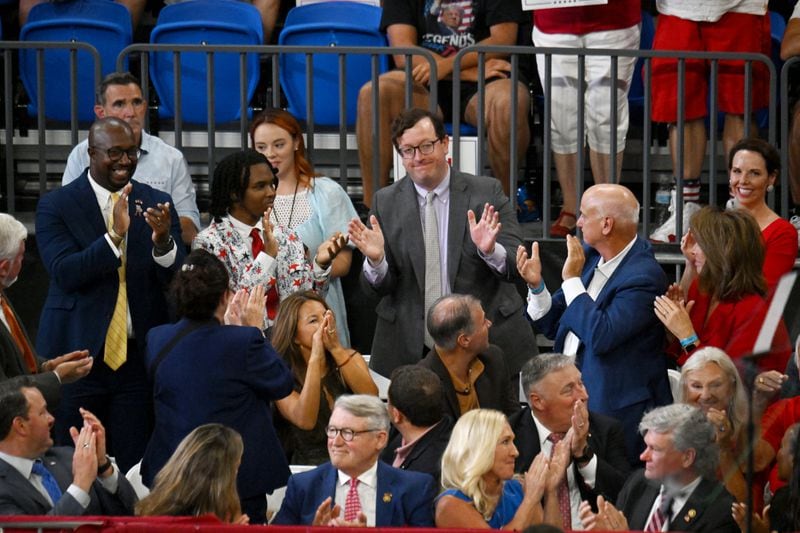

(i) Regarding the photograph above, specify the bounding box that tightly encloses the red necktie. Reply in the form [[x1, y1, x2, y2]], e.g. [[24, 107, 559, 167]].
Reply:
[[645, 491, 672, 532], [1, 297, 38, 374], [344, 478, 362, 522], [250, 228, 279, 320], [548, 432, 572, 530]]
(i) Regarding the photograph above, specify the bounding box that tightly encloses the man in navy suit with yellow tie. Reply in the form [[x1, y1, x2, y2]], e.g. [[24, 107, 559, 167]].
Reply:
[[35, 117, 184, 472]]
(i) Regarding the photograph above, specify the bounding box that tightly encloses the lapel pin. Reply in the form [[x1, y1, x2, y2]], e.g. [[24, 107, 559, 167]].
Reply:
[[684, 509, 697, 522], [134, 200, 144, 217], [382, 492, 392, 503]]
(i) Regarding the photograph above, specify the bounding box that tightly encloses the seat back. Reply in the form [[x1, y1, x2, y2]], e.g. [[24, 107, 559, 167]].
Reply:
[[278, 1, 388, 126], [19, 0, 132, 122], [149, 0, 263, 124]]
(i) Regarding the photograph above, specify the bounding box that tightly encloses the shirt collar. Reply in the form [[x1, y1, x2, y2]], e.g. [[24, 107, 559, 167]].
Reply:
[[412, 169, 451, 204], [0, 450, 34, 479], [224, 213, 261, 236], [87, 169, 115, 210], [596, 235, 637, 279], [138, 130, 153, 155], [337, 459, 379, 489], [530, 412, 556, 450]]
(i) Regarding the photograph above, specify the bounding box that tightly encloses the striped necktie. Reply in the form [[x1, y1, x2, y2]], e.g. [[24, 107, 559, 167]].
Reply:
[[104, 192, 127, 370]]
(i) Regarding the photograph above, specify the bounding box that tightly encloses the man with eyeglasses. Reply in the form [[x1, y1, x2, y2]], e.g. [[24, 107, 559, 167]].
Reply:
[[348, 107, 535, 380], [273, 394, 436, 527], [35, 116, 184, 473], [62, 72, 200, 246]]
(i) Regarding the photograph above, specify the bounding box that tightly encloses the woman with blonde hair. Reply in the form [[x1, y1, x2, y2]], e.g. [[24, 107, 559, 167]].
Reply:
[[436, 409, 568, 529], [137, 424, 248, 524], [678, 347, 774, 505]]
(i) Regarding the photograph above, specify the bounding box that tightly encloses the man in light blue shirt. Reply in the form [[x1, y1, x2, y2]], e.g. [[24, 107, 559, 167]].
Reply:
[[62, 72, 200, 245]]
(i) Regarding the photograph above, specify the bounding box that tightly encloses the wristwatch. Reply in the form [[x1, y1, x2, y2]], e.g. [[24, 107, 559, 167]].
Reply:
[[573, 445, 594, 465]]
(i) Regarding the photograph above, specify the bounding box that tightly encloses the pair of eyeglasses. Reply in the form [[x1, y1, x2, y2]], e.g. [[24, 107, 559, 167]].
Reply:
[[397, 138, 442, 159], [92, 147, 141, 162], [325, 426, 380, 442]]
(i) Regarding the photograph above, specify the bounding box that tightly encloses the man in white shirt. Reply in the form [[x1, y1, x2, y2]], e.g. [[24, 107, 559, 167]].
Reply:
[[509, 353, 631, 529], [0, 376, 136, 515], [62, 72, 200, 245], [517, 184, 672, 465], [273, 394, 436, 527], [578, 404, 738, 533]]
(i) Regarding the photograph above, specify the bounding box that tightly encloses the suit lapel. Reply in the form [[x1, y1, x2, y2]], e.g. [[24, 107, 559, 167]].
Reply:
[[323, 463, 339, 507], [446, 172, 468, 287], [630, 478, 661, 530], [671, 478, 717, 531], [72, 173, 108, 239], [428, 349, 460, 419], [398, 178, 426, 297], [374, 462, 395, 526], [0, 457, 53, 513]]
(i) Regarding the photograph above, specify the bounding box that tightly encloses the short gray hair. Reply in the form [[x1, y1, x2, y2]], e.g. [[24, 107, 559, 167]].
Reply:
[[639, 404, 719, 479], [333, 394, 390, 432], [0, 214, 27, 262], [520, 353, 575, 399], [427, 294, 480, 350]]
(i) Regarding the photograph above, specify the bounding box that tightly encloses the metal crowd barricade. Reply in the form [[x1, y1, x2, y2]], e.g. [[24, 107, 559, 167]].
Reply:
[[0, 41, 101, 214], [780, 55, 800, 218], [450, 45, 777, 240]]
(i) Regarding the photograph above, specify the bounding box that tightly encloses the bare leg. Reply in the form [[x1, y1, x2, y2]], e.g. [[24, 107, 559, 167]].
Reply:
[[669, 118, 707, 181], [252, 0, 280, 43], [588, 149, 623, 183], [179, 217, 198, 247], [465, 79, 529, 197], [721, 113, 757, 161], [789, 102, 800, 205], [116, 0, 146, 30], [356, 71, 428, 207], [553, 152, 579, 217]]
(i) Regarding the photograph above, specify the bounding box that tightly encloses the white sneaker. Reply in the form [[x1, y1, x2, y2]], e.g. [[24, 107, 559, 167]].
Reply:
[[649, 190, 701, 243], [790, 216, 800, 247]]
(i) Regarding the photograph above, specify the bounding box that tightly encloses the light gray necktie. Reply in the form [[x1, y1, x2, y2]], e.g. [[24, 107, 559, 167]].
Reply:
[[424, 191, 442, 348]]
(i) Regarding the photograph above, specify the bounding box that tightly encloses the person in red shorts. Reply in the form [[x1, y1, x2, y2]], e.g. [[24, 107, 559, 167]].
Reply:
[[649, 1, 771, 243]]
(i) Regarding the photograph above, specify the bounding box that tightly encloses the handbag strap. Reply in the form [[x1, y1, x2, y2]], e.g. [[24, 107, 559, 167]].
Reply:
[[147, 320, 212, 382]]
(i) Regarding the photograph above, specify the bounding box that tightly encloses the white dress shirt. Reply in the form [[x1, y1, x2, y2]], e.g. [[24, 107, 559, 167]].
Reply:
[[335, 461, 379, 526]]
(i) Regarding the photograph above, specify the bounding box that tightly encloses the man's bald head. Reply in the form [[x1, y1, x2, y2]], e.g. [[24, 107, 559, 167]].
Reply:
[[88, 116, 134, 148], [87, 117, 138, 192], [583, 184, 639, 234]]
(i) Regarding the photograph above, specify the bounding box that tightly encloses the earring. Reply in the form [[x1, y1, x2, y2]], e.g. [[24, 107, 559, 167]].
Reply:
[[767, 184, 775, 193]]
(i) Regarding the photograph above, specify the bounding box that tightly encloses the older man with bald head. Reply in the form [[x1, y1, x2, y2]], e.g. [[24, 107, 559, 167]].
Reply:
[[517, 184, 672, 465]]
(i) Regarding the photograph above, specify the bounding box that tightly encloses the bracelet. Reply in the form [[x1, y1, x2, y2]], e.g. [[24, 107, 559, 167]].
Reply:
[[679, 334, 699, 348], [529, 281, 545, 295], [337, 349, 358, 370], [154, 236, 175, 255], [97, 456, 113, 475]]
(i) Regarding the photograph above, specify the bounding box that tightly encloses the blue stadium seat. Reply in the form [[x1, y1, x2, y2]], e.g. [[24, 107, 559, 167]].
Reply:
[[19, 0, 132, 122], [149, 0, 263, 124], [628, 10, 654, 110], [278, 1, 388, 126]]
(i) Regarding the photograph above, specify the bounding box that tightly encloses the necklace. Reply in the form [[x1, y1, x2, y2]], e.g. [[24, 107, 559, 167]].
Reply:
[[274, 179, 300, 229]]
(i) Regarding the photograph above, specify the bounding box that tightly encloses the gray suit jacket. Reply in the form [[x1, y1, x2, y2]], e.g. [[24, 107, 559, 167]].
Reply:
[[0, 447, 137, 516], [362, 170, 535, 377], [0, 293, 61, 407]]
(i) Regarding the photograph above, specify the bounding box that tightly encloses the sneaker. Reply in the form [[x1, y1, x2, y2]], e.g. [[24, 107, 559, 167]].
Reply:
[[790, 215, 800, 247], [649, 190, 701, 243]]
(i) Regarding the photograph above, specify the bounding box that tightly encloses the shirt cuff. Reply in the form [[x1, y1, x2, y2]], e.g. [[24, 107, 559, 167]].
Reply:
[[562, 276, 587, 306], [66, 484, 91, 509], [152, 241, 177, 267], [363, 256, 388, 285], [104, 234, 122, 259], [255, 251, 277, 277], [96, 465, 120, 493], [526, 286, 552, 321], [576, 455, 598, 488], [478, 244, 507, 274]]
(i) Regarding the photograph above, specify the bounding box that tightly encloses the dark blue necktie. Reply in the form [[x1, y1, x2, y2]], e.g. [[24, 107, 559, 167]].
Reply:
[[32, 460, 63, 506]]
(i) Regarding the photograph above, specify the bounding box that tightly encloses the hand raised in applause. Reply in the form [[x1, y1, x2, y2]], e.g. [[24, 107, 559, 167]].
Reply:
[[348, 215, 385, 264], [516, 242, 542, 289], [468, 203, 501, 255]]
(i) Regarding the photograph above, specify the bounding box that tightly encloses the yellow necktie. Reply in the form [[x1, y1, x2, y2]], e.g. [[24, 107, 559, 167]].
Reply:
[[104, 193, 127, 370]]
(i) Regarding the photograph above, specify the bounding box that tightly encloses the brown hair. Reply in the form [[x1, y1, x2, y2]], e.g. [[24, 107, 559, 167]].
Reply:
[[690, 206, 766, 301], [249, 108, 318, 188], [136, 424, 243, 523], [271, 290, 334, 385]]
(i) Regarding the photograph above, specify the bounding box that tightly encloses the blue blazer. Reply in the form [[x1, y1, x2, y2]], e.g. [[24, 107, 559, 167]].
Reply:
[[534, 237, 672, 419], [35, 171, 183, 359], [273, 461, 436, 526], [140, 318, 294, 498]]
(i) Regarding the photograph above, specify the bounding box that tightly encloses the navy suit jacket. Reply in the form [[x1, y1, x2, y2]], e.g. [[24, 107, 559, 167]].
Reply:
[[35, 171, 183, 360], [508, 406, 631, 507], [141, 318, 294, 498], [617, 470, 738, 532], [534, 238, 672, 427], [0, 447, 136, 516], [362, 170, 536, 377], [273, 461, 436, 526]]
